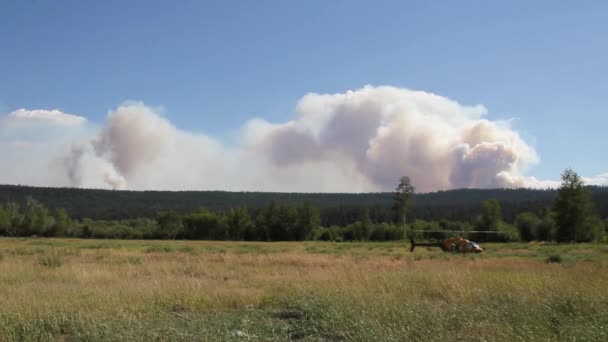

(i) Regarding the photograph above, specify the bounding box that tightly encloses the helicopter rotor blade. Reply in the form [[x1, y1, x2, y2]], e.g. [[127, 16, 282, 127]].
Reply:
[[464, 231, 504, 234], [410, 230, 505, 234]]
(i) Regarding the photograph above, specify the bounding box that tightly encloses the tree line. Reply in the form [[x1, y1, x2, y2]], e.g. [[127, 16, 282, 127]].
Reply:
[[0, 169, 606, 242], [1, 184, 606, 225]]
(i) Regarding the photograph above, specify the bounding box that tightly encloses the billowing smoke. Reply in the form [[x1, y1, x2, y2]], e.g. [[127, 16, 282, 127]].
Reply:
[[58, 86, 536, 191], [92, 104, 176, 177], [3, 85, 606, 191], [249, 86, 538, 192], [63, 144, 127, 190]]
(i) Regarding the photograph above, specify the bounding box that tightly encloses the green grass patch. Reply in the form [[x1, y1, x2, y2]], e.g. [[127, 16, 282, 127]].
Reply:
[[144, 245, 176, 253]]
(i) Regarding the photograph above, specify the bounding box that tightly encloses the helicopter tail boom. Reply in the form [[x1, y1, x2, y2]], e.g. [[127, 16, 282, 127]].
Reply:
[[409, 236, 441, 252]]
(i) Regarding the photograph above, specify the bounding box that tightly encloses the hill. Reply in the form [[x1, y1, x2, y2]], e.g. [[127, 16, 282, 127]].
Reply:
[[1, 184, 607, 225]]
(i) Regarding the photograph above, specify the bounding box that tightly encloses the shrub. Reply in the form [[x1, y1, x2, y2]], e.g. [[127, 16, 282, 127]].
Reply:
[[37, 254, 63, 268], [546, 254, 563, 264]]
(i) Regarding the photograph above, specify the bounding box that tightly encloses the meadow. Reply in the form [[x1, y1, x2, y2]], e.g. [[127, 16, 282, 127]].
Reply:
[[0, 238, 607, 341]]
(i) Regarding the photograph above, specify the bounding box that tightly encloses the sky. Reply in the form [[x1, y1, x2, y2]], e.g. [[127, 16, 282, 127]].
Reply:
[[0, 0, 607, 192]]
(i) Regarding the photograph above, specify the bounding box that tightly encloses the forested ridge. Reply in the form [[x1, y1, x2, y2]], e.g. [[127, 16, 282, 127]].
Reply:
[[0, 184, 607, 224], [0, 184, 606, 242]]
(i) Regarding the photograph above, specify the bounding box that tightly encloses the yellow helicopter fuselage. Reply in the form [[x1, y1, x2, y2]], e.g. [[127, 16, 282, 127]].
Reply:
[[409, 236, 484, 253]]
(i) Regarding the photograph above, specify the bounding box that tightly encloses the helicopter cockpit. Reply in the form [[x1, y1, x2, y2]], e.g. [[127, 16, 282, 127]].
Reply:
[[466, 241, 483, 253]]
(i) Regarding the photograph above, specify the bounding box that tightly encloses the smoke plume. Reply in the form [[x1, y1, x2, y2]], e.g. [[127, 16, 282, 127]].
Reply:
[[2, 86, 605, 191], [249, 86, 538, 192]]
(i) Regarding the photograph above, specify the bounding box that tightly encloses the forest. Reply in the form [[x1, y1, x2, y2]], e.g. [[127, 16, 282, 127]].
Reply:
[[0, 181, 606, 243]]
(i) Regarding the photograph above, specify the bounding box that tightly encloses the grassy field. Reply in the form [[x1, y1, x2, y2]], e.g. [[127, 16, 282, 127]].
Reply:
[[0, 238, 607, 341]]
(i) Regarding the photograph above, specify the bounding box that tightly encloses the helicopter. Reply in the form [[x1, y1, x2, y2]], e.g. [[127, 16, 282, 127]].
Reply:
[[409, 230, 503, 254]]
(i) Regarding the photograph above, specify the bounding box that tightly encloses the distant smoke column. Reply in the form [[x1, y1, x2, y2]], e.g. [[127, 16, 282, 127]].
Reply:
[[63, 145, 85, 186]]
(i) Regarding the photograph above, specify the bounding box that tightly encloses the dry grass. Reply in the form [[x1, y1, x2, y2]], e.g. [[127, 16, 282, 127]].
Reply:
[[0, 238, 607, 341]]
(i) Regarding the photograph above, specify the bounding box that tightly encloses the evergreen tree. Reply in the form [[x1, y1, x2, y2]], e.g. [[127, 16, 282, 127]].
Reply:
[[182, 209, 227, 240], [293, 203, 320, 240], [226, 207, 252, 240], [277, 204, 298, 240], [0, 204, 10, 235], [536, 210, 555, 241], [515, 212, 541, 242], [476, 199, 502, 230], [255, 201, 279, 241], [157, 211, 183, 239], [472, 199, 504, 241], [369, 223, 387, 241], [352, 207, 372, 241], [553, 169, 596, 242]]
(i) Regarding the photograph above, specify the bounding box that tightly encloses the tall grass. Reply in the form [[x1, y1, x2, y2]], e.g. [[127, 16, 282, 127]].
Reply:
[[0, 238, 606, 341]]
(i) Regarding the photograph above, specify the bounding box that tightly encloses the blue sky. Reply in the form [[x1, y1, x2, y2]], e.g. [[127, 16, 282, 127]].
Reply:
[[1, 0, 607, 189]]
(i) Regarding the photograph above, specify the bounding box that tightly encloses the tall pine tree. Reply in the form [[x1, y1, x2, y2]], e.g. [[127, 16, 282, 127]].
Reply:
[[553, 168, 595, 242]]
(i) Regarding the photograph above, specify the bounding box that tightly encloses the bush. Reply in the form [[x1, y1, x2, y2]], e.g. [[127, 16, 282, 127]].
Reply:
[[536, 213, 556, 241], [369, 223, 404, 241], [496, 222, 520, 242], [312, 226, 344, 242], [546, 254, 563, 264], [369, 224, 386, 241], [315, 228, 332, 241], [37, 254, 63, 268], [515, 212, 541, 242]]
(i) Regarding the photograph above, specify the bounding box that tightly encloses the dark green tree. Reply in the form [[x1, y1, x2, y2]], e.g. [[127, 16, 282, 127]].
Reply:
[[0, 204, 9, 235], [352, 207, 372, 241], [252, 202, 299, 241], [515, 212, 541, 242], [394, 176, 415, 230], [369, 223, 386, 241], [20, 198, 49, 236], [277, 204, 298, 240], [255, 201, 280, 241], [536, 210, 555, 241], [553, 169, 596, 242], [157, 211, 183, 239], [129, 218, 159, 239], [472, 199, 504, 241], [226, 207, 253, 240], [49, 208, 71, 237], [5, 202, 21, 236], [294, 203, 320, 240], [182, 209, 227, 240], [476, 199, 502, 230]]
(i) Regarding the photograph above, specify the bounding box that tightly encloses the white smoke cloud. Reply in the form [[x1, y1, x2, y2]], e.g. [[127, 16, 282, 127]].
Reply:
[[60, 101, 375, 191], [248, 86, 539, 192], [1, 85, 606, 191]]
